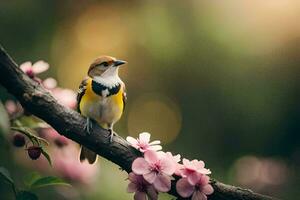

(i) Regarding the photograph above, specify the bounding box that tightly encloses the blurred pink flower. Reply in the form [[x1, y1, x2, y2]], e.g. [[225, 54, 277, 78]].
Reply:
[[20, 60, 49, 79], [43, 77, 58, 90], [52, 145, 98, 184], [127, 172, 158, 200], [126, 132, 162, 153], [51, 88, 77, 109], [176, 175, 214, 200], [177, 158, 211, 185], [132, 150, 175, 192], [38, 128, 69, 147], [4, 100, 23, 116]]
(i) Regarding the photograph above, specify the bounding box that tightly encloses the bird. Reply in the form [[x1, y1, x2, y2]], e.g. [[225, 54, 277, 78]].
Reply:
[[77, 56, 127, 164]]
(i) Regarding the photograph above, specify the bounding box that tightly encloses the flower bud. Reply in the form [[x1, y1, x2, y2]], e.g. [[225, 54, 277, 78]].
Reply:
[[12, 133, 25, 147], [27, 146, 42, 160]]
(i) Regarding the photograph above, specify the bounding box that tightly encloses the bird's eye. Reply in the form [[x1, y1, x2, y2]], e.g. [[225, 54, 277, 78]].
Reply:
[[102, 62, 109, 67]]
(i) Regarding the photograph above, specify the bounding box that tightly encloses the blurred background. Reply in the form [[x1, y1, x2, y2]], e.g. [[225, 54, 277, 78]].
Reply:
[[0, 0, 300, 199]]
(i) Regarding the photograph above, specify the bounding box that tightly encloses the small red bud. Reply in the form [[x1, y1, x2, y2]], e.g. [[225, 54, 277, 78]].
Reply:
[[27, 146, 42, 160], [12, 133, 25, 147]]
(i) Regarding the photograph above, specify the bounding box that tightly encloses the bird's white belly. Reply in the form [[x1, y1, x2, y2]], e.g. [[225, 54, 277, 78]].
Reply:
[[82, 97, 121, 125]]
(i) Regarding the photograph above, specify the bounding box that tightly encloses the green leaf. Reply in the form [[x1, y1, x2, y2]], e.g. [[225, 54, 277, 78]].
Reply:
[[30, 176, 71, 189], [0, 101, 9, 135], [23, 172, 41, 188], [0, 167, 14, 184], [41, 148, 52, 166], [16, 191, 38, 200]]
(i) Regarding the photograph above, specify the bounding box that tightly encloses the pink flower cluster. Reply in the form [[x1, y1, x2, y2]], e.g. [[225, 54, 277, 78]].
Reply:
[[126, 133, 214, 200], [12, 60, 98, 185]]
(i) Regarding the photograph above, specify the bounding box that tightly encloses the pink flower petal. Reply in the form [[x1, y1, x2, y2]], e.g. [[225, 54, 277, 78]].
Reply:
[[198, 168, 211, 175], [128, 172, 138, 182], [143, 172, 157, 184], [193, 160, 205, 169], [192, 191, 207, 200], [199, 175, 210, 185], [20, 61, 32, 72], [176, 178, 195, 198], [146, 185, 158, 200], [202, 184, 214, 195], [144, 150, 159, 164], [5, 100, 17, 115], [160, 157, 176, 176], [139, 132, 151, 143], [134, 191, 147, 200], [183, 158, 190, 167], [132, 158, 150, 175], [175, 164, 184, 176], [153, 174, 171, 192], [172, 154, 181, 163], [43, 77, 57, 89], [148, 145, 162, 151], [32, 60, 49, 74], [149, 140, 161, 145], [187, 172, 202, 185], [127, 182, 137, 193], [126, 136, 138, 146]]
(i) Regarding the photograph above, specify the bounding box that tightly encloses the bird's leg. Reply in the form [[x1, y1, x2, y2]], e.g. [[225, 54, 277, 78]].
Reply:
[[84, 117, 93, 135], [108, 123, 118, 142]]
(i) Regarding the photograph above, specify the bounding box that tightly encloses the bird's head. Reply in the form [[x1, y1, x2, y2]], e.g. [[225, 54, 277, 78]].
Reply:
[[88, 56, 126, 78]]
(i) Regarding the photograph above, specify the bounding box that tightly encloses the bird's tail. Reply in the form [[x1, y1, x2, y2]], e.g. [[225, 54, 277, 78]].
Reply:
[[79, 146, 97, 164]]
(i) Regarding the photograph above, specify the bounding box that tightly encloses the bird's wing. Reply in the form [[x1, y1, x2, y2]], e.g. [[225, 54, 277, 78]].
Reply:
[[77, 77, 88, 113], [122, 84, 127, 112]]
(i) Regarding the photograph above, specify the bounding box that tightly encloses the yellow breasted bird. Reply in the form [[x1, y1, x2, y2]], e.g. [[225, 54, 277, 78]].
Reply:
[[77, 56, 127, 164]]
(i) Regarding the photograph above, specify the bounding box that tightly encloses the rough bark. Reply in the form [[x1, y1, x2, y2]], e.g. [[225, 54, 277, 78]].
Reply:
[[0, 45, 276, 200]]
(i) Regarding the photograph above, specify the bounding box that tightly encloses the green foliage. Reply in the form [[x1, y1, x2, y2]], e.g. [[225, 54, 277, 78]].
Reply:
[[29, 176, 71, 189], [16, 191, 38, 200], [23, 172, 41, 188], [0, 169, 71, 200], [0, 166, 14, 185], [40, 148, 52, 167], [0, 101, 9, 135]]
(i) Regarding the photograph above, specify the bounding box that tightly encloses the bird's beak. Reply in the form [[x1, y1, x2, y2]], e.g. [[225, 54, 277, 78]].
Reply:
[[114, 60, 127, 67]]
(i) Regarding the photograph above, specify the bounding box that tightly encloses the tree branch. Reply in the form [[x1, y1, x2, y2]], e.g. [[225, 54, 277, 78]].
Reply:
[[0, 45, 276, 200]]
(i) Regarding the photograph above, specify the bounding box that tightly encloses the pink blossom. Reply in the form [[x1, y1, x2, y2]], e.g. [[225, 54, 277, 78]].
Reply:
[[51, 88, 77, 109], [127, 172, 158, 200], [176, 175, 214, 200], [165, 152, 181, 164], [4, 100, 23, 116], [126, 132, 162, 153], [42, 77, 76, 109], [20, 60, 49, 78], [38, 128, 69, 147], [178, 158, 211, 185], [43, 77, 57, 90], [132, 150, 176, 192], [52, 145, 98, 184]]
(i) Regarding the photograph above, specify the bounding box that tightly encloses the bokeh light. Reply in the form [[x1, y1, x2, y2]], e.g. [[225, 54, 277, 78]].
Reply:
[[127, 93, 182, 144], [232, 156, 289, 193]]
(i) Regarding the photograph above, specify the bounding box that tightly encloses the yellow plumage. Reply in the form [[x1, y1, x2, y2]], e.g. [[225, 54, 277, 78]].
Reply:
[[77, 55, 127, 164], [79, 78, 124, 128]]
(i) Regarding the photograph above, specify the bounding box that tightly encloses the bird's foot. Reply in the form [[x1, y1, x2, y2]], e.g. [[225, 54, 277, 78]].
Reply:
[[108, 129, 118, 142], [84, 117, 93, 135]]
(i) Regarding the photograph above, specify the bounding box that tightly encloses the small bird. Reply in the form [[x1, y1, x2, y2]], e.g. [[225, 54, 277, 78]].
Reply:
[[77, 56, 127, 164]]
